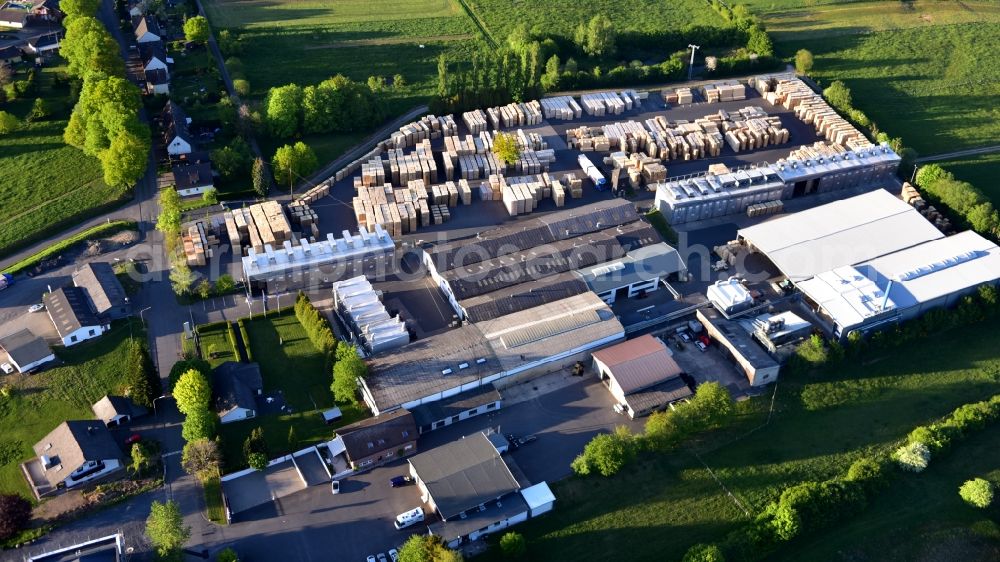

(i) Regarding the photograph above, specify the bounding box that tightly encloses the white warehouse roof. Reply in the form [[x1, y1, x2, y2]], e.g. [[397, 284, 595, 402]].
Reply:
[[797, 266, 897, 330], [738, 190, 943, 281], [861, 231, 1000, 309]]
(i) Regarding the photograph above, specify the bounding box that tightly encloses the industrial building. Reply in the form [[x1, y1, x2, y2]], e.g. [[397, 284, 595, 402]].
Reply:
[[592, 335, 693, 418], [331, 275, 409, 354], [707, 278, 755, 316], [241, 225, 395, 293], [797, 231, 1000, 338], [737, 189, 944, 282], [410, 385, 502, 434], [654, 143, 901, 225], [742, 311, 812, 353], [423, 199, 684, 318], [697, 308, 780, 387], [44, 286, 108, 347], [408, 431, 555, 548], [360, 292, 625, 415]]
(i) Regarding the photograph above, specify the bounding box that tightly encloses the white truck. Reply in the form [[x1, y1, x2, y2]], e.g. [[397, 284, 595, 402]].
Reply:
[[577, 154, 607, 191], [0, 273, 12, 292]]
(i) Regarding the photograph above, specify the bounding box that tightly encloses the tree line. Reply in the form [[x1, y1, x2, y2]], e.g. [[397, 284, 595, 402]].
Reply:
[[263, 75, 385, 139], [915, 164, 1000, 240], [293, 292, 368, 405]]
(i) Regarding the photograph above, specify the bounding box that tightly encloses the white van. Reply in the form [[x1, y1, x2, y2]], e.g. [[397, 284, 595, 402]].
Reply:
[[394, 507, 424, 530]]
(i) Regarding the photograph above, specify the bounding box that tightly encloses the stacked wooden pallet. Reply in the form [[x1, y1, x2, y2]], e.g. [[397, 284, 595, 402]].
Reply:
[[429, 204, 451, 224], [785, 141, 848, 162], [540, 96, 583, 120], [334, 146, 383, 182], [182, 222, 210, 266], [361, 158, 386, 187], [759, 77, 871, 150], [296, 181, 331, 204], [287, 200, 319, 235], [429, 182, 459, 207], [480, 174, 505, 201], [580, 91, 629, 116], [457, 152, 504, 180], [550, 176, 566, 207], [566, 126, 611, 152], [501, 175, 547, 217], [901, 182, 924, 207], [387, 114, 458, 149], [383, 141, 438, 186], [746, 200, 783, 218], [564, 173, 583, 198], [607, 152, 667, 188], [486, 100, 544, 129], [223, 211, 241, 254], [702, 81, 747, 103], [463, 109, 489, 134]]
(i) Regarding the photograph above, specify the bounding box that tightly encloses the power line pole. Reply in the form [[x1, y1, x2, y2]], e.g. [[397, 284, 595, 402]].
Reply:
[[688, 44, 700, 81]]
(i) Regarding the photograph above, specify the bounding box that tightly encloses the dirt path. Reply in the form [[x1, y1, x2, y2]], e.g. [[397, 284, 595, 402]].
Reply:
[[304, 33, 473, 49], [916, 145, 1000, 163]]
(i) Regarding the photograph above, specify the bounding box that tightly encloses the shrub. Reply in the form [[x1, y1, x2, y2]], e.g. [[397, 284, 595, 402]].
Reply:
[[845, 456, 891, 494], [499, 531, 526, 558], [0, 494, 32, 541], [894, 442, 930, 472], [216, 547, 239, 562], [571, 426, 635, 477], [682, 543, 726, 562], [959, 478, 994, 509]]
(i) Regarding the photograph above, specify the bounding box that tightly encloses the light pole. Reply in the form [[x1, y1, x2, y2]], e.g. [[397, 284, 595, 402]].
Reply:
[[138, 306, 152, 326], [152, 394, 171, 417], [688, 44, 700, 81]]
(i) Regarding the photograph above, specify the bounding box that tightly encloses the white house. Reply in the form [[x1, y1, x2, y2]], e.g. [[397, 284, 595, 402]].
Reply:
[[162, 101, 193, 156], [0, 6, 28, 29], [133, 16, 161, 44], [22, 421, 125, 499], [212, 362, 263, 424], [91, 395, 147, 427], [0, 329, 55, 373], [43, 286, 108, 347]]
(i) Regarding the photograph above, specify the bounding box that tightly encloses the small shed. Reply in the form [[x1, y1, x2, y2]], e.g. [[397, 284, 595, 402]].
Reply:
[[520, 482, 555, 517], [321, 407, 343, 425], [0, 329, 55, 373], [91, 395, 148, 427]]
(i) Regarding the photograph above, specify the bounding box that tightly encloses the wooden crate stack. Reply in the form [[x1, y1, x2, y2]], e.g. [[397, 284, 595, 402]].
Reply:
[[785, 141, 848, 162], [361, 158, 386, 187], [760, 77, 871, 150], [223, 211, 241, 255], [550, 176, 566, 207], [564, 173, 583, 198], [387, 114, 458, 149], [429, 204, 451, 225], [607, 152, 666, 188], [462, 109, 488, 134], [501, 175, 547, 217], [383, 141, 438, 187], [486, 101, 543, 129], [702, 81, 747, 103], [458, 152, 504, 180], [182, 222, 209, 266], [540, 96, 583, 120], [580, 92, 629, 116], [480, 174, 504, 201], [296, 180, 331, 204], [287, 200, 319, 239]]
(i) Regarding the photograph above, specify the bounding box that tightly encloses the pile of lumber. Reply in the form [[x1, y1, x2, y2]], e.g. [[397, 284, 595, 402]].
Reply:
[[754, 77, 871, 150], [182, 222, 210, 266], [224, 202, 295, 255], [428, 204, 451, 225], [334, 146, 382, 182], [360, 158, 386, 187], [746, 200, 783, 218], [500, 174, 555, 217], [901, 182, 924, 207], [457, 152, 505, 180], [784, 141, 848, 162], [579, 91, 631, 116], [287, 200, 320, 239], [354, 177, 472, 235], [378, 141, 438, 187], [296, 181, 331, 204], [563, 173, 583, 198], [387, 114, 458, 149], [462, 109, 488, 134], [607, 152, 667, 188], [662, 87, 694, 105], [486, 101, 543, 129], [480, 174, 504, 201], [223, 211, 241, 255], [702, 81, 747, 103], [540, 96, 583, 120]]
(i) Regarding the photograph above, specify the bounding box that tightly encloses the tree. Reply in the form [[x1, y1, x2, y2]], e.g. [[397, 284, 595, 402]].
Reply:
[[794, 49, 814, 75], [101, 128, 151, 187], [287, 426, 298, 450], [182, 406, 218, 442], [272, 142, 317, 188], [202, 188, 218, 206], [541, 54, 560, 89], [215, 548, 239, 562], [0, 494, 32, 541], [264, 84, 303, 137], [244, 427, 268, 470], [571, 426, 635, 477], [61, 17, 125, 78], [682, 543, 726, 562], [184, 16, 210, 44], [168, 358, 212, 389], [169, 261, 195, 296], [197, 279, 212, 299], [174, 368, 212, 415], [823, 80, 853, 112], [233, 78, 250, 97], [131, 440, 158, 475], [492, 132, 520, 165], [215, 274, 236, 294], [146, 500, 190, 558], [157, 187, 182, 236], [746, 25, 774, 56], [27, 97, 51, 122], [211, 141, 250, 180], [181, 438, 221, 480], [684, 382, 735, 429], [392, 74, 407, 88], [959, 478, 994, 509], [125, 339, 159, 407], [398, 534, 464, 562], [894, 441, 930, 472], [437, 54, 448, 98], [251, 157, 271, 198], [59, 0, 100, 19], [576, 15, 616, 57], [499, 532, 526, 559], [332, 353, 366, 404], [0, 110, 19, 134]]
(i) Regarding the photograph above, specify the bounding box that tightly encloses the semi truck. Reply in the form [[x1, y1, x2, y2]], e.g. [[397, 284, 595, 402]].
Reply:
[[578, 154, 607, 191], [0, 273, 12, 292]]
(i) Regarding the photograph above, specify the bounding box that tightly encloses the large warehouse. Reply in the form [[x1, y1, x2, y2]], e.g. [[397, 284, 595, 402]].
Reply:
[[360, 292, 625, 414], [737, 189, 944, 282], [654, 142, 901, 225], [423, 200, 686, 319], [797, 230, 1000, 338]]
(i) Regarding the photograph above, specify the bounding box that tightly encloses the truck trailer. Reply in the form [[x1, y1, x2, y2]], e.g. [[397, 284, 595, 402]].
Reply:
[[578, 154, 607, 191]]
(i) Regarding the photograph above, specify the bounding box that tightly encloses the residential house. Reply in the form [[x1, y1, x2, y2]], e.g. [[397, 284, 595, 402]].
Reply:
[[0, 5, 27, 28], [21, 420, 125, 499], [161, 100, 193, 156], [133, 15, 161, 44], [29, 0, 61, 21], [0, 45, 21, 65], [591, 334, 693, 418], [92, 395, 148, 427], [25, 33, 60, 55], [138, 41, 169, 94], [172, 159, 214, 197], [212, 362, 263, 424], [26, 534, 125, 562], [43, 286, 108, 347], [0, 329, 55, 373], [72, 262, 131, 321], [331, 409, 417, 471]]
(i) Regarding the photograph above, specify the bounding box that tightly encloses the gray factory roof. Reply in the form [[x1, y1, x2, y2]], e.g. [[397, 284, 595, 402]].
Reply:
[[622, 377, 693, 415], [441, 220, 656, 301], [429, 492, 529, 542], [698, 307, 778, 370], [409, 432, 519, 519], [738, 189, 943, 281], [458, 273, 589, 323], [577, 243, 685, 294], [72, 262, 128, 317], [242, 226, 394, 279], [425, 199, 639, 272], [411, 385, 502, 428], [363, 325, 501, 412], [43, 286, 102, 338]]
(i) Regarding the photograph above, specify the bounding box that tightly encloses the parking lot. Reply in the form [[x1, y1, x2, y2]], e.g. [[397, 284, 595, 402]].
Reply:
[[204, 374, 639, 561]]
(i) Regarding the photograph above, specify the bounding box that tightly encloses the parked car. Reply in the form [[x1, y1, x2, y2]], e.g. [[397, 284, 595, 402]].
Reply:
[[377, 554, 388, 562], [124, 433, 142, 446], [698, 335, 710, 346], [679, 331, 692, 342], [388, 549, 399, 562], [28, 303, 45, 313], [0, 363, 13, 374], [367, 556, 376, 562], [695, 341, 708, 352], [70, 460, 105, 480], [331, 480, 340, 494], [390, 475, 413, 488]]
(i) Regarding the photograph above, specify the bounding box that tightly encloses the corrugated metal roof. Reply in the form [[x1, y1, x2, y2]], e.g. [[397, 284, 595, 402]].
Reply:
[[500, 309, 601, 349], [593, 335, 683, 394]]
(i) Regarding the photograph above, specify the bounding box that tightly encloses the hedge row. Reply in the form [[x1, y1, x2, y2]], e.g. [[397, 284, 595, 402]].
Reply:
[[225, 322, 240, 362], [693, 394, 1000, 562], [237, 319, 253, 363], [294, 292, 338, 356], [915, 164, 1000, 240]]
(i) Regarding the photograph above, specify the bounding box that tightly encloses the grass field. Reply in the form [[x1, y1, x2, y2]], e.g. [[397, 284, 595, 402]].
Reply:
[[464, 0, 722, 42], [0, 320, 143, 498], [218, 310, 369, 469], [940, 153, 1000, 204], [0, 63, 130, 258], [196, 323, 238, 368], [485, 315, 1000, 562]]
